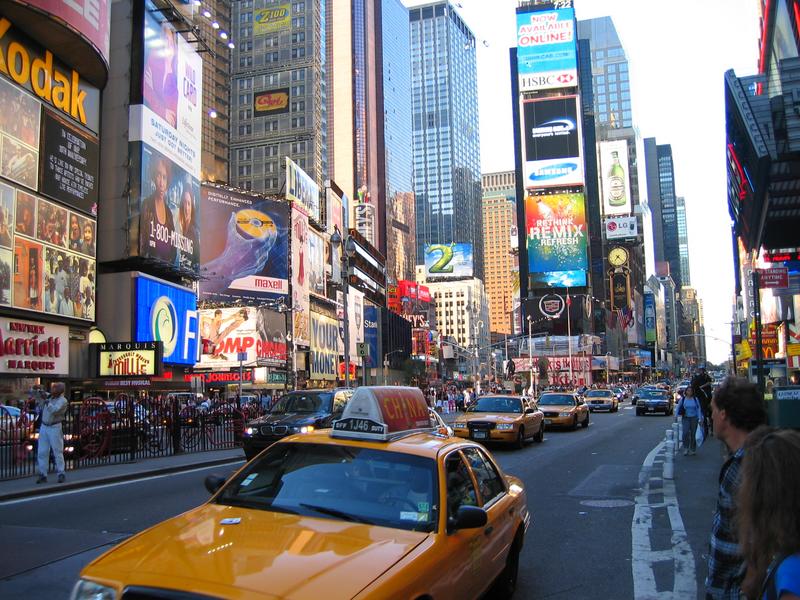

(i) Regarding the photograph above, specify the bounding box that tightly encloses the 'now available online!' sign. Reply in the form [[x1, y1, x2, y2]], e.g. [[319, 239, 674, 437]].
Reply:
[[0, 317, 69, 374]]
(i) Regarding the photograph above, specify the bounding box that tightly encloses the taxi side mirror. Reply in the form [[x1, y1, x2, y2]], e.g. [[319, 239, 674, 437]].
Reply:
[[448, 505, 488, 533], [205, 474, 226, 495]]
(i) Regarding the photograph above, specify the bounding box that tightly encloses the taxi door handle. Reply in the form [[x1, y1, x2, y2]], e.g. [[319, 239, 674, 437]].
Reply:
[[484, 526, 494, 536]]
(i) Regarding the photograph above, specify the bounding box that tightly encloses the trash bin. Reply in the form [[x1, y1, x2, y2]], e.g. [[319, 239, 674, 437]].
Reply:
[[768, 386, 800, 429]]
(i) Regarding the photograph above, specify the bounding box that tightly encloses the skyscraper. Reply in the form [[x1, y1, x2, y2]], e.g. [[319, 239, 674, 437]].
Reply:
[[644, 139, 683, 290], [230, 0, 328, 193], [676, 196, 691, 286], [329, 0, 415, 281], [482, 171, 518, 335], [409, 1, 483, 281]]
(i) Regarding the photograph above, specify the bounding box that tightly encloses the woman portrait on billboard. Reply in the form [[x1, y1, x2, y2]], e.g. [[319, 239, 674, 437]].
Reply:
[[143, 16, 179, 128], [140, 152, 177, 265], [177, 182, 199, 270]]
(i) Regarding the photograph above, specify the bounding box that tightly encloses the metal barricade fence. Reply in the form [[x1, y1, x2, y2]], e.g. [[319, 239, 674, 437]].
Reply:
[[0, 397, 271, 481]]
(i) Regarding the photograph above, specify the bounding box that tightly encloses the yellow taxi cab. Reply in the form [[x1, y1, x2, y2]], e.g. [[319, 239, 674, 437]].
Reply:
[[536, 391, 590, 430], [453, 394, 544, 448], [71, 387, 530, 600]]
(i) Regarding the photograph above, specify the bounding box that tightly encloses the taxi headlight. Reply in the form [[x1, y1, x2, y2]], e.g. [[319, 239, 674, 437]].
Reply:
[[453, 422, 467, 429], [559, 412, 572, 417], [496, 423, 515, 430], [70, 579, 116, 600]]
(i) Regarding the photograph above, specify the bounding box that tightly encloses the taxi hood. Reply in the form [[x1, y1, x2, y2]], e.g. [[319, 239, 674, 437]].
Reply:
[[460, 412, 522, 422], [85, 503, 428, 599]]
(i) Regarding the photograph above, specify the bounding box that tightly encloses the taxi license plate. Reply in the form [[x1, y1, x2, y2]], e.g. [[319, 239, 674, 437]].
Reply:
[[473, 431, 487, 440], [647, 408, 655, 412], [544, 419, 552, 425]]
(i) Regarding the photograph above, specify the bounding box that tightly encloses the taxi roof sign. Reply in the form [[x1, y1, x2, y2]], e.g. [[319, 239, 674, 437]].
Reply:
[[331, 386, 433, 441]]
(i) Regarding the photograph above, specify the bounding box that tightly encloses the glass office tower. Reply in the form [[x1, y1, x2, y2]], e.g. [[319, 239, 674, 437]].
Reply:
[[409, 1, 483, 281]]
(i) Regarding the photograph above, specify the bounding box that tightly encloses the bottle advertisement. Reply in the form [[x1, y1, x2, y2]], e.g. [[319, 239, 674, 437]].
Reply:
[[599, 140, 632, 216]]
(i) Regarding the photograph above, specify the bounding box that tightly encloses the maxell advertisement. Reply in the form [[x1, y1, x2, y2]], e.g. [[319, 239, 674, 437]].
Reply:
[[424, 243, 474, 280], [199, 185, 289, 302], [522, 96, 581, 164], [599, 140, 632, 216], [310, 311, 340, 381], [286, 157, 321, 224], [604, 216, 638, 240], [525, 192, 588, 288], [199, 306, 286, 370], [516, 7, 578, 92], [291, 203, 310, 347]]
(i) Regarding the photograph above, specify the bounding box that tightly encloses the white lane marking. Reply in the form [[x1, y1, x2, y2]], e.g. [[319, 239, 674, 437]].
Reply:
[[631, 441, 696, 599], [0, 461, 245, 506]]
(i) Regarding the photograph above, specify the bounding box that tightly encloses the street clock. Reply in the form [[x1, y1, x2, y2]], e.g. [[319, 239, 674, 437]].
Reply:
[[608, 246, 629, 267]]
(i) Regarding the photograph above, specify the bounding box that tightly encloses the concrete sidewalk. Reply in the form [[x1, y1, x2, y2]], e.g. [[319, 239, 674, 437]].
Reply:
[[0, 448, 246, 503]]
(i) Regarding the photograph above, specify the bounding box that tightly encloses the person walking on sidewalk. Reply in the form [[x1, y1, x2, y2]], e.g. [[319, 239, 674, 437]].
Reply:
[[705, 378, 767, 600], [36, 381, 68, 484], [676, 386, 703, 455], [736, 426, 800, 600]]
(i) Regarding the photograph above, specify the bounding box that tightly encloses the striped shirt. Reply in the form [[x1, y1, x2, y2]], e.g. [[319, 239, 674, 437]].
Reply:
[[706, 447, 745, 600]]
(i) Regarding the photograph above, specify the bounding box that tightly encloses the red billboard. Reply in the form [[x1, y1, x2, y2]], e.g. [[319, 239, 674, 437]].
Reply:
[[21, 0, 110, 66]]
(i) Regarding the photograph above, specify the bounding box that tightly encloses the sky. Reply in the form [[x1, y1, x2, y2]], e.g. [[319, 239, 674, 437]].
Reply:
[[406, 0, 761, 364]]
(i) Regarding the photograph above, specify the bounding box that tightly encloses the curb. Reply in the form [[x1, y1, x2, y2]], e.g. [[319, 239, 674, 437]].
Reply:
[[0, 455, 245, 503]]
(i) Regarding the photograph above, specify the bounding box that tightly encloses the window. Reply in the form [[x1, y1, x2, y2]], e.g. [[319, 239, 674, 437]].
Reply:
[[240, 40, 253, 52], [239, 78, 252, 90], [237, 148, 252, 161], [292, 16, 305, 28], [266, 120, 279, 131], [291, 100, 305, 112], [265, 145, 278, 157], [462, 448, 505, 506], [445, 452, 478, 518], [239, 108, 252, 120], [292, 2, 305, 12], [240, 11, 252, 23], [292, 84, 305, 96], [238, 165, 252, 176], [291, 32, 306, 43], [291, 116, 305, 128], [238, 124, 252, 135], [292, 47, 306, 58], [267, 52, 279, 62], [238, 93, 251, 104], [291, 141, 306, 153], [292, 69, 307, 81], [241, 26, 252, 38]]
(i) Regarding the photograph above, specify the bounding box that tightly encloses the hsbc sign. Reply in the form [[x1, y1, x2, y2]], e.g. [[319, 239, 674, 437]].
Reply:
[[520, 71, 577, 91]]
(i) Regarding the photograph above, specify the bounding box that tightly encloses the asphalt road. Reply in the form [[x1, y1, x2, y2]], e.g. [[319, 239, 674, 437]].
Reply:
[[0, 404, 723, 599]]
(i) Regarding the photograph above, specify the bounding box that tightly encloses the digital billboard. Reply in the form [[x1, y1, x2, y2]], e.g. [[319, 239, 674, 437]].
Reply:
[[134, 276, 198, 366], [424, 243, 474, 280], [199, 185, 289, 302], [198, 306, 286, 370], [308, 230, 326, 297], [604, 216, 638, 240], [644, 293, 656, 343], [525, 191, 588, 288], [599, 140, 632, 216], [522, 96, 581, 164], [291, 203, 310, 347], [516, 7, 578, 92], [254, 89, 290, 115], [286, 157, 321, 224], [364, 304, 379, 369]]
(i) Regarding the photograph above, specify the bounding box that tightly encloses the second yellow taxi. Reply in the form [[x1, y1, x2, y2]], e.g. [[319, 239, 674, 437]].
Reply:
[[453, 394, 545, 448], [536, 391, 590, 430], [71, 387, 530, 600]]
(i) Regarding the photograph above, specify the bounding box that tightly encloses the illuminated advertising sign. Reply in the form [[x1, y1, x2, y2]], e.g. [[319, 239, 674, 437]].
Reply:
[[198, 306, 286, 370], [291, 203, 310, 347], [286, 157, 321, 224], [516, 7, 577, 92], [96, 342, 161, 377], [424, 243, 474, 280], [308, 230, 326, 297], [604, 216, 638, 240], [644, 293, 656, 343], [134, 276, 198, 366], [0, 316, 68, 374], [254, 88, 290, 115], [310, 311, 339, 381], [524, 157, 584, 188], [522, 96, 580, 163], [23, 0, 111, 67], [0, 17, 101, 132], [0, 77, 40, 191], [327, 186, 344, 235], [364, 304, 379, 369], [254, 4, 291, 35], [40, 109, 100, 215], [199, 185, 289, 302], [525, 191, 587, 288], [599, 140, 632, 216]]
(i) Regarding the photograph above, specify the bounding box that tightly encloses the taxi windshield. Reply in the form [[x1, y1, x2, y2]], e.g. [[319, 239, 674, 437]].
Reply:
[[585, 390, 612, 398], [640, 389, 668, 399], [270, 392, 333, 414], [468, 397, 522, 413], [216, 442, 439, 533], [537, 394, 575, 406]]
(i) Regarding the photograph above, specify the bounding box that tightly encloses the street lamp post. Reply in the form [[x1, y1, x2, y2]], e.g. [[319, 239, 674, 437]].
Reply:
[[527, 315, 534, 397], [331, 230, 357, 388], [605, 351, 611, 384]]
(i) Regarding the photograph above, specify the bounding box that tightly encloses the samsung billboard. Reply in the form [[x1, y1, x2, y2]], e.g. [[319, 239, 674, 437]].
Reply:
[[521, 96, 582, 188], [516, 7, 578, 92]]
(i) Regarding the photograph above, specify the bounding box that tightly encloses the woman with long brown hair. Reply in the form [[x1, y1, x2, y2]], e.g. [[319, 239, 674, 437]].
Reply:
[[737, 426, 800, 599]]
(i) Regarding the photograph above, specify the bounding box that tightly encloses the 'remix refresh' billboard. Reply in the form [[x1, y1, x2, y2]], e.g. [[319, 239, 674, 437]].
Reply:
[[525, 191, 588, 288], [516, 6, 578, 92]]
